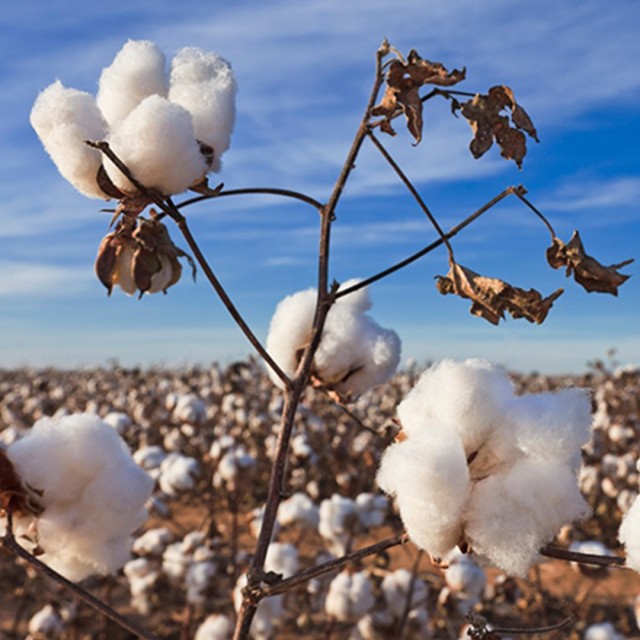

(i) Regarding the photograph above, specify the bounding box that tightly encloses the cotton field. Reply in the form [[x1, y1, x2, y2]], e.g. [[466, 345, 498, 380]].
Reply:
[[1, 359, 640, 639]]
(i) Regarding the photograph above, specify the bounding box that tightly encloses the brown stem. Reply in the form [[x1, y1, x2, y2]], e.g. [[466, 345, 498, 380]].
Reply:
[[491, 616, 575, 636], [511, 188, 557, 238], [262, 533, 407, 598], [319, 388, 388, 441], [177, 187, 324, 212], [539, 544, 626, 569], [335, 185, 525, 298], [1, 519, 158, 640], [366, 129, 456, 262], [397, 550, 424, 639]]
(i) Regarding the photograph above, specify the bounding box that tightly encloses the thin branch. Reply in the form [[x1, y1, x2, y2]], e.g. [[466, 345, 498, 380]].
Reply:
[[336, 185, 526, 298], [511, 188, 557, 238], [539, 544, 627, 569], [490, 616, 575, 636], [367, 129, 455, 262], [177, 187, 325, 212], [1, 518, 158, 640], [262, 533, 408, 598]]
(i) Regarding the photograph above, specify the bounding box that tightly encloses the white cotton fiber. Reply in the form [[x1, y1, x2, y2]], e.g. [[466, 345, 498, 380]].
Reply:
[[265, 541, 299, 579], [381, 568, 428, 619], [169, 47, 237, 172], [30, 81, 108, 198], [325, 570, 375, 622], [510, 388, 592, 468], [277, 491, 319, 529], [464, 458, 590, 576], [97, 39, 167, 128], [377, 428, 470, 558], [397, 359, 514, 454], [5, 413, 153, 581], [105, 95, 207, 195], [194, 614, 233, 640], [618, 493, 640, 571], [266, 281, 401, 398]]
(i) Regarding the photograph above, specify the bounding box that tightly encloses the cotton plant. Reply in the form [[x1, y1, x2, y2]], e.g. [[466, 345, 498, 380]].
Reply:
[[194, 614, 234, 640], [266, 280, 401, 400], [158, 452, 201, 496], [0, 413, 153, 581], [617, 462, 640, 572], [277, 491, 320, 530], [438, 548, 486, 616], [123, 557, 161, 615], [377, 358, 593, 576], [318, 494, 361, 555], [381, 568, 429, 621], [26, 604, 64, 640]]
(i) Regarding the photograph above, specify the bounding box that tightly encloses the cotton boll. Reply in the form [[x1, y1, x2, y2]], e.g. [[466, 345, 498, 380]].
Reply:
[[123, 557, 160, 615], [169, 47, 237, 172], [381, 568, 429, 619], [377, 428, 470, 559], [325, 570, 375, 622], [97, 39, 168, 128], [103, 411, 132, 435], [172, 393, 207, 425], [465, 458, 590, 576], [618, 493, 640, 572], [5, 413, 153, 581], [133, 445, 167, 472], [30, 81, 108, 198], [441, 549, 486, 615], [355, 493, 388, 530], [277, 492, 320, 530], [27, 604, 63, 639], [318, 494, 360, 555], [583, 621, 624, 640], [265, 541, 299, 579], [105, 95, 207, 196], [186, 559, 217, 605], [159, 453, 201, 496], [194, 614, 233, 640], [132, 527, 173, 556]]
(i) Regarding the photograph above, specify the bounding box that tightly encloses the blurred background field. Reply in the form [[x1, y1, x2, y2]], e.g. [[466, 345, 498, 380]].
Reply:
[[1, 358, 639, 639]]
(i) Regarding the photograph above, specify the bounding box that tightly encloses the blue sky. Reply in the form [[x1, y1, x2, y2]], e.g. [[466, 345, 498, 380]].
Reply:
[[1, 0, 638, 373]]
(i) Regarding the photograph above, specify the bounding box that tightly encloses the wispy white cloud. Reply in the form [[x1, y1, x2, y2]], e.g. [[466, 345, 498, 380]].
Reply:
[[0, 260, 91, 296]]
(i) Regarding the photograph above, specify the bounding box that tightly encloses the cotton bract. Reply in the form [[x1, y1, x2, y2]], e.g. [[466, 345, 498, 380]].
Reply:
[[377, 358, 592, 576], [2, 413, 153, 581], [266, 280, 401, 399], [31, 39, 237, 198]]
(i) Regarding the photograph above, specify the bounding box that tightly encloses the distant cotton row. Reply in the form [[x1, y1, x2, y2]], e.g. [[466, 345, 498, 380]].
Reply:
[[266, 280, 401, 399], [377, 358, 593, 576], [30, 39, 236, 198]]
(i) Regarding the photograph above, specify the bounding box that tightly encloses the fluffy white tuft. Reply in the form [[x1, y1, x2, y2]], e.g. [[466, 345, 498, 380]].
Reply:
[[194, 614, 233, 640], [105, 95, 207, 195], [169, 47, 237, 172], [4, 413, 153, 581], [618, 493, 640, 572], [324, 570, 375, 622], [30, 81, 108, 198], [377, 428, 470, 558], [97, 39, 168, 128]]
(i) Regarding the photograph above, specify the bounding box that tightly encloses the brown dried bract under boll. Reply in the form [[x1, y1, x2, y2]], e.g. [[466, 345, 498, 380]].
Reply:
[[95, 215, 195, 297]]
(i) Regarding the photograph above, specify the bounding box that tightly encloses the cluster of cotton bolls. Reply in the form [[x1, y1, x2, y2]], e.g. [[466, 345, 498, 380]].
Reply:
[[3, 361, 640, 638], [30, 39, 236, 199]]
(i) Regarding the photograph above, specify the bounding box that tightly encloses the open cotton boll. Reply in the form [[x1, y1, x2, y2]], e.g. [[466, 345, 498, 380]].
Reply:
[[377, 428, 470, 558], [27, 604, 63, 639], [318, 494, 359, 555], [30, 81, 108, 199], [464, 458, 590, 576], [158, 452, 201, 496], [277, 491, 320, 529], [583, 622, 624, 640], [4, 413, 152, 581], [266, 288, 316, 387], [381, 568, 429, 619], [265, 541, 299, 579], [266, 281, 400, 398], [194, 614, 233, 640], [618, 493, 640, 571], [105, 95, 207, 196], [97, 39, 168, 128], [169, 47, 237, 172], [325, 570, 375, 622]]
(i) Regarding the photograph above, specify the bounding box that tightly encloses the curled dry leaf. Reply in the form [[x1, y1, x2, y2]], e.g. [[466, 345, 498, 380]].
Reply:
[[547, 230, 634, 295], [459, 85, 538, 168], [371, 49, 465, 143], [435, 262, 563, 325]]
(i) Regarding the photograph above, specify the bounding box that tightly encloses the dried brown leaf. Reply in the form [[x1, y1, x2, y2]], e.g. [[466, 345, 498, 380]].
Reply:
[[0, 449, 37, 517], [547, 231, 634, 295], [436, 263, 563, 325], [460, 85, 538, 168], [371, 52, 465, 144]]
